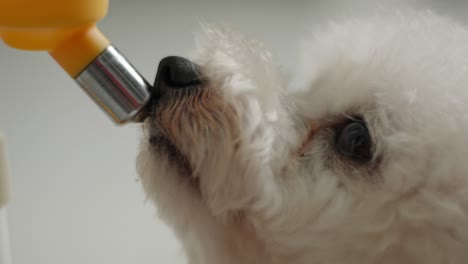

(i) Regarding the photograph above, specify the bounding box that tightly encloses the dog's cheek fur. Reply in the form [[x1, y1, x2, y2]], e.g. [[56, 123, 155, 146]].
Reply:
[[137, 145, 272, 264], [249, 141, 468, 264], [188, 25, 297, 219]]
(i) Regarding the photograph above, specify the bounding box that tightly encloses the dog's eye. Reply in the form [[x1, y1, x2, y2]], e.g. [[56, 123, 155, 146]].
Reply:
[[335, 120, 372, 162]]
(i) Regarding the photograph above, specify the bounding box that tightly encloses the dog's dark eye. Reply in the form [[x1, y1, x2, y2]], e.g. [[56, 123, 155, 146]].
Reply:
[[335, 120, 372, 162]]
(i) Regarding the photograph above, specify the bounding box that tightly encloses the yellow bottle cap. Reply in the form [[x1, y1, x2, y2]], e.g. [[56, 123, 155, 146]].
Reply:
[[0, 0, 110, 77]]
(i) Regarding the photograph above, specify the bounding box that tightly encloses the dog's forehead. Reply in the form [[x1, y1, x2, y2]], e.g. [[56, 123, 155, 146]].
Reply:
[[294, 12, 468, 126]]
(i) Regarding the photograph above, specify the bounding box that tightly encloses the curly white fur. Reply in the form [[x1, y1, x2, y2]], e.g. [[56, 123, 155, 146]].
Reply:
[[138, 11, 468, 264]]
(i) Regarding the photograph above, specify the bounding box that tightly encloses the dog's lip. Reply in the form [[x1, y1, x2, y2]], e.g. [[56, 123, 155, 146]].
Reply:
[[149, 135, 193, 176]]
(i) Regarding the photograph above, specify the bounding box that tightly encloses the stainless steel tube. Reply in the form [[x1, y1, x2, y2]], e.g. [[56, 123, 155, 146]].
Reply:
[[76, 46, 151, 125]]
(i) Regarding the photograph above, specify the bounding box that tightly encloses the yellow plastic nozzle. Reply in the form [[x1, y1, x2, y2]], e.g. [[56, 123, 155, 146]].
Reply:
[[50, 26, 110, 77], [0, 0, 110, 77]]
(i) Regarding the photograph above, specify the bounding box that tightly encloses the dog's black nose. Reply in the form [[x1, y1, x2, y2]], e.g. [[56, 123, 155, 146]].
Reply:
[[153, 56, 202, 92]]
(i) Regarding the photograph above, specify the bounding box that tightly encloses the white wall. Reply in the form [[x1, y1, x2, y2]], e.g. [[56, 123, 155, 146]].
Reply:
[[1, 1, 467, 263]]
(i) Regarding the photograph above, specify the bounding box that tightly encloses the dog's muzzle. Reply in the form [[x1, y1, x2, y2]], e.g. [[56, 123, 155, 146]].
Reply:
[[147, 56, 204, 177], [137, 56, 202, 119]]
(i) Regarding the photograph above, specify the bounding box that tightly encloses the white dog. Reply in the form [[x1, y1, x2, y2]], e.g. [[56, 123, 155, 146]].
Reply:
[[137, 11, 468, 264]]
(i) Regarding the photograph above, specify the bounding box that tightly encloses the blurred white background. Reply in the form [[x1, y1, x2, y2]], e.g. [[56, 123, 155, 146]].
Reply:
[[1, 0, 468, 263]]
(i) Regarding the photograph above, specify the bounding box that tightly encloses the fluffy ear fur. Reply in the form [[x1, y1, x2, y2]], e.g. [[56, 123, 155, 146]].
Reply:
[[138, 10, 468, 264]]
